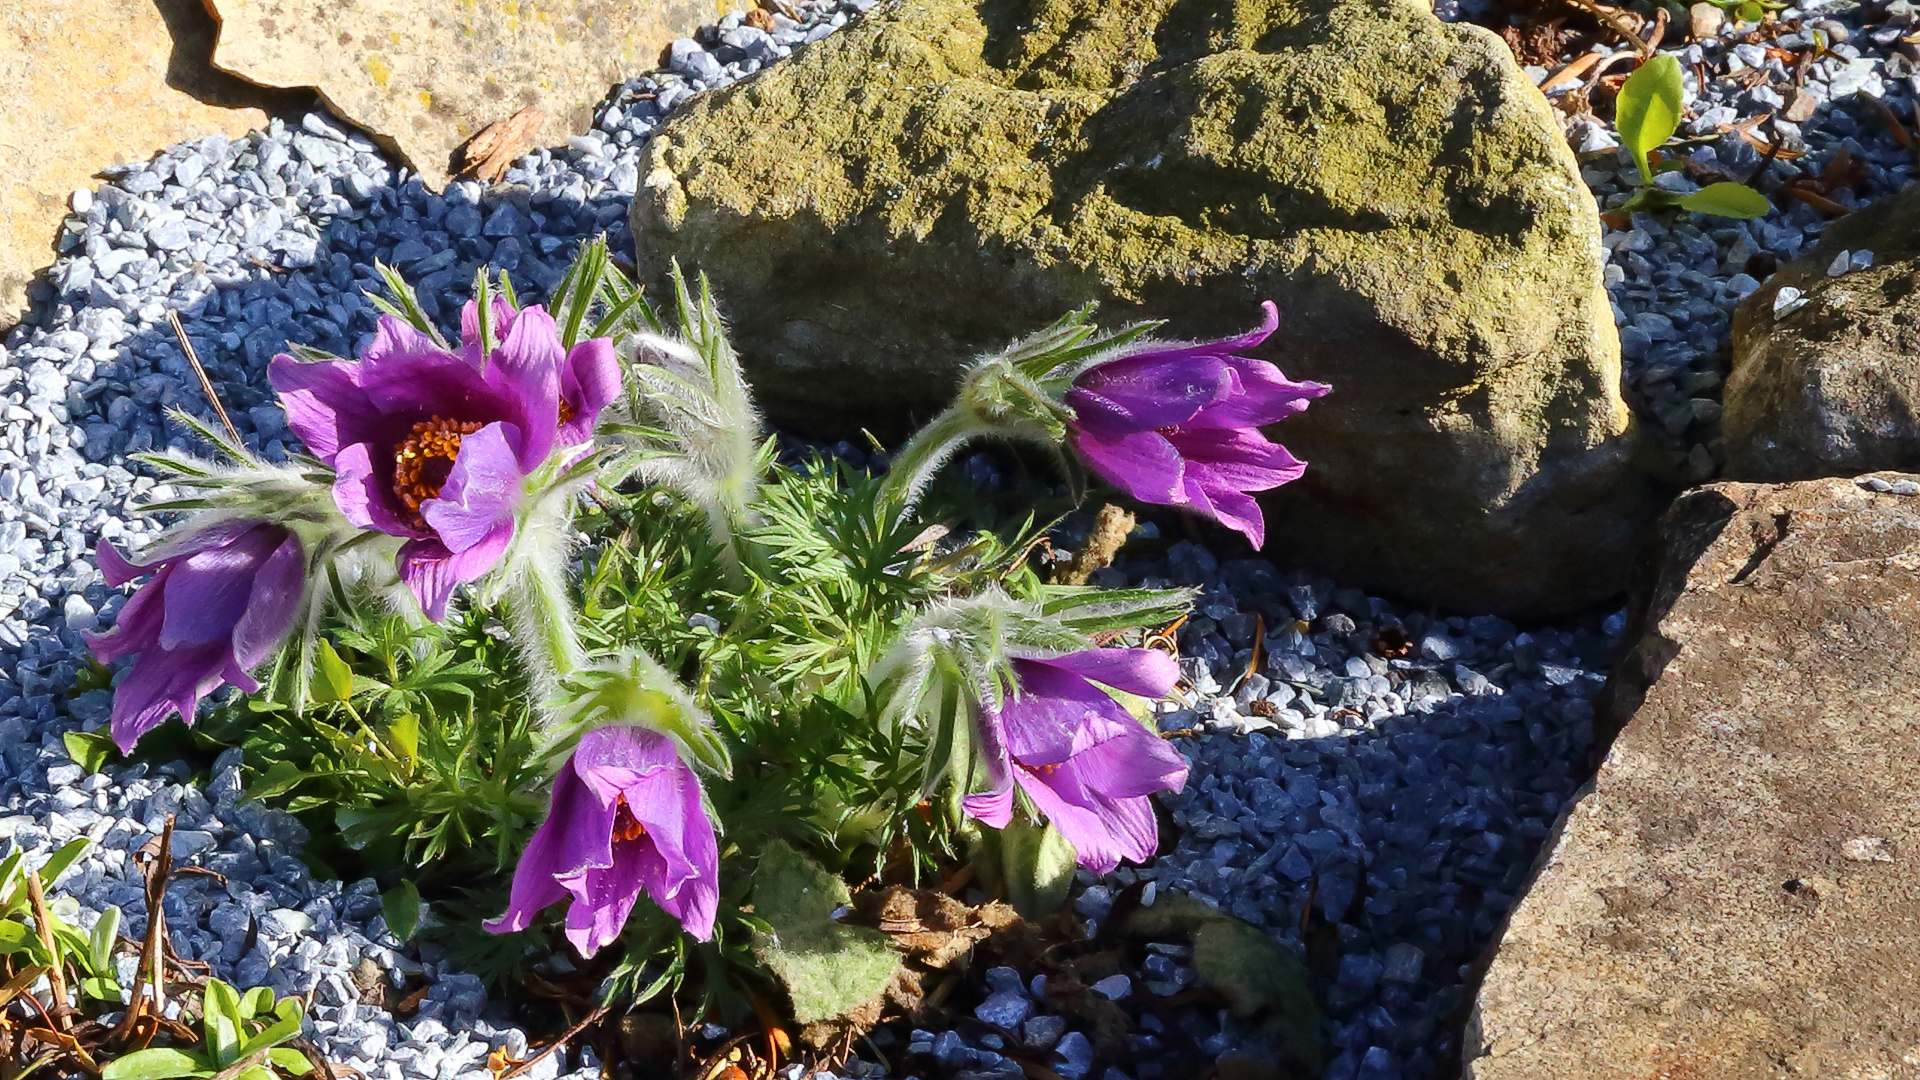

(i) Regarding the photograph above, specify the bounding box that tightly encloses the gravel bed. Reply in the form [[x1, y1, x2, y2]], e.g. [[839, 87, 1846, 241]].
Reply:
[[0, 1, 1908, 1078]]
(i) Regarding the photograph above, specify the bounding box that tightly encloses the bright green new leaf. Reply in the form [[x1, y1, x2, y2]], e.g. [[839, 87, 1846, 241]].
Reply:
[[314, 639, 354, 705], [81, 976, 123, 1000], [1735, 0, 1763, 19], [266, 1049, 315, 1075], [88, 904, 121, 973], [239, 985, 276, 1021], [1678, 182, 1771, 219], [980, 817, 1077, 919], [233, 1066, 277, 1080], [1616, 54, 1685, 182], [382, 880, 423, 942], [387, 711, 419, 765], [100, 1048, 216, 1080], [203, 979, 245, 1068], [62, 730, 115, 774]]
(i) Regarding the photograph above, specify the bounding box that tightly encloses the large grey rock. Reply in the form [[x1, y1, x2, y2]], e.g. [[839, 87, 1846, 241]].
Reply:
[[1466, 475, 1920, 1078], [631, 0, 1663, 619], [1723, 184, 1920, 481]]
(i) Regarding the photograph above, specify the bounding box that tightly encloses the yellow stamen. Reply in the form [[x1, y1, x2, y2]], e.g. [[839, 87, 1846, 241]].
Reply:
[[391, 416, 485, 525]]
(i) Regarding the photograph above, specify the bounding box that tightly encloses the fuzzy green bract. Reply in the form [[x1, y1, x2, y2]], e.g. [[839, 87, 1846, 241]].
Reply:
[[88, 237, 1239, 1027]]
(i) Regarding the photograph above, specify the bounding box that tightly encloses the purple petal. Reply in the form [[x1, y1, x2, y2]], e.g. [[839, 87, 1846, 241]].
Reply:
[[963, 787, 1015, 829], [1013, 767, 1156, 875], [1060, 711, 1189, 800], [156, 526, 284, 649], [486, 305, 564, 469], [626, 756, 719, 941], [1069, 426, 1188, 505], [1183, 360, 1329, 430], [95, 540, 146, 588], [1001, 659, 1138, 764], [561, 846, 650, 956], [1066, 355, 1233, 433], [231, 531, 305, 669], [486, 764, 617, 935], [363, 314, 447, 366], [420, 422, 525, 554], [1189, 481, 1264, 547], [85, 573, 166, 663], [396, 523, 512, 622], [332, 443, 421, 536], [268, 354, 372, 464], [559, 337, 621, 445], [359, 348, 516, 427], [1033, 648, 1179, 700], [108, 643, 228, 753], [573, 724, 682, 782]]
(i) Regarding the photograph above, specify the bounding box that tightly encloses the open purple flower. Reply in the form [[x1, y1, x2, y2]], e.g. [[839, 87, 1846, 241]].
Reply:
[[1065, 302, 1328, 548], [268, 300, 619, 620], [85, 522, 305, 753], [964, 648, 1188, 874], [487, 725, 719, 954]]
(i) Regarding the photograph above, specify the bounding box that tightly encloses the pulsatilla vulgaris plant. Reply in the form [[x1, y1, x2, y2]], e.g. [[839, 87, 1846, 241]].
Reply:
[[86, 238, 1327, 1024]]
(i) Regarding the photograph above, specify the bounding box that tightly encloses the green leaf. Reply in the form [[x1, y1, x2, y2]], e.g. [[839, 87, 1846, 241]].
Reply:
[[239, 985, 275, 1022], [33, 838, 90, 891], [1038, 585, 1194, 635], [1616, 54, 1685, 182], [237, 997, 305, 1058], [382, 880, 423, 942], [977, 817, 1077, 919], [313, 640, 354, 705], [749, 840, 900, 1025], [80, 976, 122, 1000], [266, 1048, 314, 1075], [203, 979, 245, 1068], [1735, 0, 1763, 18], [234, 1067, 277, 1080], [0, 920, 44, 957], [62, 730, 115, 774], [1678, 181, 1772, 219], [88, 904, 121, 974], [100, 1048, 216, 1080], [248, 761, 310, 801], [386, 711, 419, 765]]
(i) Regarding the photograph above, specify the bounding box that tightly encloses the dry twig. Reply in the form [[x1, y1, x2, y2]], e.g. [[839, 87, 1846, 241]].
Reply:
[[460, 108, 548, 185]]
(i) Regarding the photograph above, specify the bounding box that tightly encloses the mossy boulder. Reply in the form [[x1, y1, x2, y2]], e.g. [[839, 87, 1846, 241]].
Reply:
[[631, 0, 1663, 617]]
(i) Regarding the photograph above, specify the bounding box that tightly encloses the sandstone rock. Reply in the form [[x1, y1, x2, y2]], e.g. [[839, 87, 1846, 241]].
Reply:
[[206, 0, 712, 190], [1722, 183, 1920, 481], [632, 0, 1661, 618], [0, 0, 284, 327], [1466, 475, 1920, 1078]]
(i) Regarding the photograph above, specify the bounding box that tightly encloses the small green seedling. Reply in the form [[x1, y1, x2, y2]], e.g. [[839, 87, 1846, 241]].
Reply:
[[100, 979, 313, 1080], [0, 840, 127, 1002], [1615, 54, 1771, 219]]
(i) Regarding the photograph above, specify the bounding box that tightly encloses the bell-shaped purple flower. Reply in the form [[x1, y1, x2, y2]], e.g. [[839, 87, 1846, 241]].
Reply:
[[486, 726, 720, 954], [1065, 302, 1328, 548], [268, 299, 620, 621], [85, 522, 305, 753], [964, 648, 1188, 874]]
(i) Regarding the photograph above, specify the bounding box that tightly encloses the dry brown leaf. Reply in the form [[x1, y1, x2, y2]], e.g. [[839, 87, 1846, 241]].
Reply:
[[460, 108, 549, 185]]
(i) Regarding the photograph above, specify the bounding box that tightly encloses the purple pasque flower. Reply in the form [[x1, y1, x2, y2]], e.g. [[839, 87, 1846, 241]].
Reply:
[[963, 647, 1188, 874], [1065, 302, 1328, 548], [486, 725, 719, 953], [268, 299, 620, 621], [85, 521, 305, 753]]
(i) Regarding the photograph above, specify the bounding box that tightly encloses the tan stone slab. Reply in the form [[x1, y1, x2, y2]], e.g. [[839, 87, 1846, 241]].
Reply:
[[205, 0, 718, 190], [1465, 475, 1920, 1078], [0, 0, 273, 328]]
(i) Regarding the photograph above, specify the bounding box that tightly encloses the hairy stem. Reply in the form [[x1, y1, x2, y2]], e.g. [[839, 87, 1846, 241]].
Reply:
[[875, 407, 978, 526]]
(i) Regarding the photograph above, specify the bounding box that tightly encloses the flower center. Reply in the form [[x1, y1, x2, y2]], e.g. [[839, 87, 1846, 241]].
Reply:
[[558, 397, 576, 425], [1154, 425, 1182, 438], [1024, 762, 1062, 778], [612, 796, 648, 843], [392, 416, 486, 525]]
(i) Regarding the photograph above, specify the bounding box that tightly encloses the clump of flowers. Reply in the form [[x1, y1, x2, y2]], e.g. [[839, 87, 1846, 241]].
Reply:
[[83, 242, 1328, 1039]]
